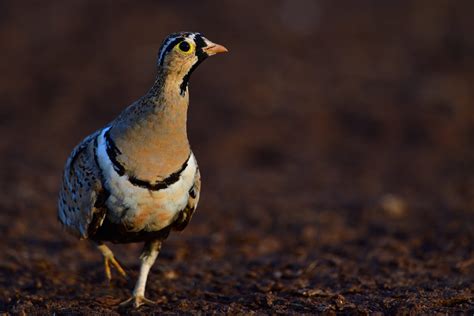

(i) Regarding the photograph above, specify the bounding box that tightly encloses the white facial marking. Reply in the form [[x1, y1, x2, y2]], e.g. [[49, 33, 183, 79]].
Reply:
[[158, 35, 178, 65], [203, 37, 214, 47]]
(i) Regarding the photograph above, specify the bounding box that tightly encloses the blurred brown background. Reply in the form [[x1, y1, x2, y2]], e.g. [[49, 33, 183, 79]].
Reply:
[[0, 1, 473, 314]]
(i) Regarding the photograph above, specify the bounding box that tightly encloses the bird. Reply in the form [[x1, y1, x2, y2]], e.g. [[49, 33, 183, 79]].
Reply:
[[57, 32, 228, 308]]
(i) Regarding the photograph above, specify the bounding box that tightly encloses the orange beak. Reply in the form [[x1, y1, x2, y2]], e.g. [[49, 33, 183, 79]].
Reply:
[[203, 39, 228, 56]]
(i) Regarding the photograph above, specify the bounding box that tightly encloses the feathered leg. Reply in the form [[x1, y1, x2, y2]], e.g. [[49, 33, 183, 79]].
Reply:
[[96, 242, 127, 281], [120, 240, 162, 308]]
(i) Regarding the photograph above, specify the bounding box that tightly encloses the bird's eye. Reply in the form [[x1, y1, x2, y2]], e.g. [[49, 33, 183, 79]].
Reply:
[[178, 41, 191, 53]]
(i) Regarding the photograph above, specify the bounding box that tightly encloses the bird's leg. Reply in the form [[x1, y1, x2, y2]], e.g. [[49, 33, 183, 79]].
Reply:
[[120, 240, 162, 308], [96, 242, 127, 281]]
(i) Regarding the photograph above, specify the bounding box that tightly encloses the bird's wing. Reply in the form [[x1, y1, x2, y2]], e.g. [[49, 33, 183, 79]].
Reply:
[[172, 167, 201, 231], [58, 130, 107, 239]]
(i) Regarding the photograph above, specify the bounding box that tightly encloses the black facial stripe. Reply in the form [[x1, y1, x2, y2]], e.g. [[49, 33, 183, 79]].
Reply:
[[179, 57, 204, 96], [179, 34, 208, 96], [194, 34, 207, 53], [194, 34, 208, 60]]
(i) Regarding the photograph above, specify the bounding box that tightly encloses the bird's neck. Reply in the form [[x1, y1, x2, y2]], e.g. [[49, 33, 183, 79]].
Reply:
[[109, 68, 191, 180]]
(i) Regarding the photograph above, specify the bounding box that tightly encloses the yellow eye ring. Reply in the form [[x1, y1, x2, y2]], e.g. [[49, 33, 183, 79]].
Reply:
[[176, 40, 194, 54]]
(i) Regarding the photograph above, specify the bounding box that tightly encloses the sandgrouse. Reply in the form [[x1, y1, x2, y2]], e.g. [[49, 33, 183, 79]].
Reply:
[[58, 32, 227, 307]]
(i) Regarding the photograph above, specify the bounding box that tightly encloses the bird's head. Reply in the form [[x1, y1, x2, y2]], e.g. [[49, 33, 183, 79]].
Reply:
[[156, 32, 228, 95]]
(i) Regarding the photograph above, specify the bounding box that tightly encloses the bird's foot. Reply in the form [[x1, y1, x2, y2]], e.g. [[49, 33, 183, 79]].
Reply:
[[119, 295, 156, 308], [104, 254, 127, 281], [97, 243, 128, 282]]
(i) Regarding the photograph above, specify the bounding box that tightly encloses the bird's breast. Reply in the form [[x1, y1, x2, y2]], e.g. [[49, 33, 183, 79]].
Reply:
[[96, 127, 197, 232]]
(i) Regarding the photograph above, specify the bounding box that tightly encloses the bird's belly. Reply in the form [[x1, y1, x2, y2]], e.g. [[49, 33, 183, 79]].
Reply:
[[105, 173, 194, 232]]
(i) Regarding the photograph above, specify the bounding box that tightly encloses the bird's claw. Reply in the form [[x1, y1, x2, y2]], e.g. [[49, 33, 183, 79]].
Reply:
[[119, 295, 156, 308], [104, 255, 127, 281]]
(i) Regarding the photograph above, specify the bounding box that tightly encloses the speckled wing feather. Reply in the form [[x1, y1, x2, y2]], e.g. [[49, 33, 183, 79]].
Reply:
[[172, 167, 200, 231], [58, 129, 107, 239]]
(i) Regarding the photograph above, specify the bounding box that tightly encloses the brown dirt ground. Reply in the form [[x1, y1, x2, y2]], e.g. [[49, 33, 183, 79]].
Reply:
[[0, 1, 473, 314]]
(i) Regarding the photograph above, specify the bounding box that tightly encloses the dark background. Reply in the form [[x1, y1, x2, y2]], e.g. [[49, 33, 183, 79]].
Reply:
[[0, 1, 473, 314]]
